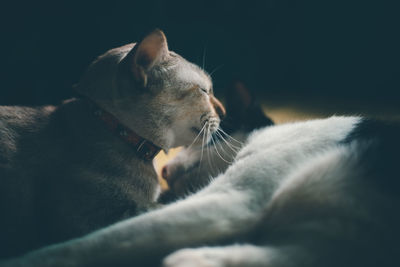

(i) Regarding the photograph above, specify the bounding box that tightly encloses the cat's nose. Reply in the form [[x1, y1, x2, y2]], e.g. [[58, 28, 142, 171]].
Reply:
[[161, 165, 170, 181], [210, 96, 226, 119]]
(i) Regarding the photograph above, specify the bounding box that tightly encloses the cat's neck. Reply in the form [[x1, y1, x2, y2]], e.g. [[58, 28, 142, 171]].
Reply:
[[86, 100, 162, 160], [94, 99, 175, 151], [66, 97, 172, 152]]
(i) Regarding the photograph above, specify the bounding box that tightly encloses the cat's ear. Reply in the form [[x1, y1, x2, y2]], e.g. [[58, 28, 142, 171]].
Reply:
[[127, 29, 169, 87], [225, 81, 253, 113]]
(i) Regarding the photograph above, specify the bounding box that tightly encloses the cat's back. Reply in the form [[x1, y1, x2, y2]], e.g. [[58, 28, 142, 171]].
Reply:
[[0, 105, 54, 128], [239, 116, 361, 159], [0, 105, 55, 164]]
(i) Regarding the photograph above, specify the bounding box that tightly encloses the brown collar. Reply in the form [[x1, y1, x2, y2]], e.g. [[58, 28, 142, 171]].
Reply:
[[89, 101, 161, 161]]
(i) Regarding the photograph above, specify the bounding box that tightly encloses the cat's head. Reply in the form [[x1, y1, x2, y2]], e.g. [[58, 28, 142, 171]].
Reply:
[[160, 81, 274, 202], [76, 29, 225, 149]]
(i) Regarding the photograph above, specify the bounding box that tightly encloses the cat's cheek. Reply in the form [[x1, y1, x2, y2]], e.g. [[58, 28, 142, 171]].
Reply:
[[168, 122, 200, 147], [171, 133, 194, 147]]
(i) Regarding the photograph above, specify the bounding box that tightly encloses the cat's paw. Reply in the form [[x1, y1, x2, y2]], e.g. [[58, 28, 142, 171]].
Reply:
[[162, 248, 222, 267]]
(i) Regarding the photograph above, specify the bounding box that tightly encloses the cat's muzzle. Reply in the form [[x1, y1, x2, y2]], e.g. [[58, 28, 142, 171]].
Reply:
[[203, 117, 220, 133]]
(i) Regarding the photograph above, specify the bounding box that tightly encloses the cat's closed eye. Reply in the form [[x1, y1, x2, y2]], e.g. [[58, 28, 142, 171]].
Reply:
[[200, 87, 209, 94]]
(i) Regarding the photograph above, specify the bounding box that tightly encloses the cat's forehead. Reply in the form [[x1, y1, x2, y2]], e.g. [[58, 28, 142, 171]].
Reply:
[[170, 53, 212, 89], [176, 63, 212, 89]]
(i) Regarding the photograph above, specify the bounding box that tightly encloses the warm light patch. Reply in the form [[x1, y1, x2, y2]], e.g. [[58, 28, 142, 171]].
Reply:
[[264, 106, 321, 124], [154, 147, 182, 190]]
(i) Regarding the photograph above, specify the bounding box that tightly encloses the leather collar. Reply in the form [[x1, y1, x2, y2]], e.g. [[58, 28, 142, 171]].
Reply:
[[88, 100, 161, 161]]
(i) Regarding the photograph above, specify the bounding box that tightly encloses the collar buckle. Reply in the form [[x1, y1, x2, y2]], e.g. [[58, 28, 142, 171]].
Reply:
[[136, 140, 159, 161]]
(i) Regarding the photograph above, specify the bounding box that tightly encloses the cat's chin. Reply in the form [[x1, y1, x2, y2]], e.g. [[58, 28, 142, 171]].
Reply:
[[186, 127, 212, 146], [191, 127, 202, 135]]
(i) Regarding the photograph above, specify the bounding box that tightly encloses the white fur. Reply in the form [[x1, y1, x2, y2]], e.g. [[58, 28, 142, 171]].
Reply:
[[163, 245, 280, 267]]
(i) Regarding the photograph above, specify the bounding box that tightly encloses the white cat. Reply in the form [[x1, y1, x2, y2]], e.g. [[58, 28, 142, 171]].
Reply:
[[2, 116, 399, 267]]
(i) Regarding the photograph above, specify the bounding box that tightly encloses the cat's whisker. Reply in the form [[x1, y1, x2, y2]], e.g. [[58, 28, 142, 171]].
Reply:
[[215, 129, 242, 152], [187, 123, 207, 150], [212, 140, 233, 165], [209, 64, 224, 78], [206, 125, 218, 175], [215, 130, 241, 153], [218, 128, 244, 146], [197, 122, 208, 178], [210, 129, 224, 175], [217, 133, 241, 154], [202, 45, 207, 70], [212, 132, 236, 161], [210, 131, 233, 164], [218, 127, 244, 146]]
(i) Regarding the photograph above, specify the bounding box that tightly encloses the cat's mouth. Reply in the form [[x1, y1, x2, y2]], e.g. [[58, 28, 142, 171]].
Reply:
[[205, 117, 220, 133], [199, 116, 220, 133]]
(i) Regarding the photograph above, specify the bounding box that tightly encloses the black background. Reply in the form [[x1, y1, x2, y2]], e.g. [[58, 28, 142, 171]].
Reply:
[[1, 0, 399, 110]]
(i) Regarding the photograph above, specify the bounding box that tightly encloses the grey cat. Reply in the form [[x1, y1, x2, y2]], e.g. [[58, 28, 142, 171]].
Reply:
[[0, 29, 225, 258]]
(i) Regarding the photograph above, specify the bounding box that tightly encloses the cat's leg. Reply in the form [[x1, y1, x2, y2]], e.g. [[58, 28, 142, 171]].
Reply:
[[162, 244, 300, 267], [1, 188, 261, 267]]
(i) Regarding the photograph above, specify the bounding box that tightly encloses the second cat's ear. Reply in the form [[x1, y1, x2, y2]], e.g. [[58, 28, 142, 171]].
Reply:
[[226, 81, 253, 113], [127, 29, 169, 87]]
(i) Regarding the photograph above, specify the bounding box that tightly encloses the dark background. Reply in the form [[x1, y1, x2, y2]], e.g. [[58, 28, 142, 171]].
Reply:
[[1, 0, 399, 113]]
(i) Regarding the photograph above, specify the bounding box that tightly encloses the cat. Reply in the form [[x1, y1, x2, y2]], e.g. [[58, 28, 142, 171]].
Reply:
[[0, 29, 225, 259], [160, 81, 274, 202], [2, 116, 399, 267]]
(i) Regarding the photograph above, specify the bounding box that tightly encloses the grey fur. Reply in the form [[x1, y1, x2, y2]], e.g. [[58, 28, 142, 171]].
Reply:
[[0, 30, 223, 258]]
